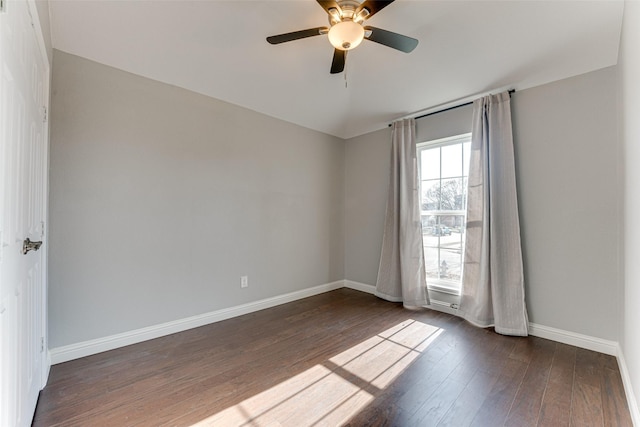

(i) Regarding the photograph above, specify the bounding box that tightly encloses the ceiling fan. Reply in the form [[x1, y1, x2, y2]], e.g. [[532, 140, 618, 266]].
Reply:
[[266, 0, 418, 74]]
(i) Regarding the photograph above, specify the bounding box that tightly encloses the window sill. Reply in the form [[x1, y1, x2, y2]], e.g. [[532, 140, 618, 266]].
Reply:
[[426, 282, 460, 296], [426, 285, 461, 314]]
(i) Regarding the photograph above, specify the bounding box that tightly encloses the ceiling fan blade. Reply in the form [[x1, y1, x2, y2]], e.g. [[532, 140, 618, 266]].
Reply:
[[330, 49, 346, 74], [355, 1, 395, 20], [364, 26, 418, 53], [266, 27, 328, 44], [316, 1, 342, 16]]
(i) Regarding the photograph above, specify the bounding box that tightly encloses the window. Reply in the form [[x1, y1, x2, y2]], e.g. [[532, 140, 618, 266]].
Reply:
[[417, 133, 471, 294]]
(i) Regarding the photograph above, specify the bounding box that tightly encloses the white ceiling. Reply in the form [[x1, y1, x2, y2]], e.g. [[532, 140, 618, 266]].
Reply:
[[48, 0, 624, 139]]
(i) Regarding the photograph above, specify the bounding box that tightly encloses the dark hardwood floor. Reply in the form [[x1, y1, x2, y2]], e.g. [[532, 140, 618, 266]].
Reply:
[[33, 288, 633, 426]]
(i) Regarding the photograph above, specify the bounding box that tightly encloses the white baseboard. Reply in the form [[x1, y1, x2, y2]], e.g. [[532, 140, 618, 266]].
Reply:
[[50, 280, 345, 364], [344, 280, 620, 355], [527, 323, 618, 356], [616, 345, 640, 426], [345, 280, 461, 316], [344, 280, 376, 294], [40, 352, 51, 391]]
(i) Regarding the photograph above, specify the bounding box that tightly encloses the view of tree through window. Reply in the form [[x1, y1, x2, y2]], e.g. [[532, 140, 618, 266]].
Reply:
[[417, 134, 471, 293]]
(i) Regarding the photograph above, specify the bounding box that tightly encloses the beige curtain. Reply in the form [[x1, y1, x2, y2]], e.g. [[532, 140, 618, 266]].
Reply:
[[458, 92, 528, 335], [375, 118, 430, 308]]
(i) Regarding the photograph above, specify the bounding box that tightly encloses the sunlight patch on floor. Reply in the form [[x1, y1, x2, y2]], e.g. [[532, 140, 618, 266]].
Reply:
[[190, 319, 443, 427]]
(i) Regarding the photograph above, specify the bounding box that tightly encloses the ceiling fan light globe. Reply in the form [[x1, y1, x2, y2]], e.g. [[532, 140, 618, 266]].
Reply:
[[328, 21, 365, 51]]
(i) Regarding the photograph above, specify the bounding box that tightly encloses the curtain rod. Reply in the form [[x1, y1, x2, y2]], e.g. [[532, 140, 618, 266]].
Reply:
[[389, 89, 515, 127]]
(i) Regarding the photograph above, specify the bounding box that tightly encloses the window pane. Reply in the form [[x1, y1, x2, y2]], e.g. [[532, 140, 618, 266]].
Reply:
[[423, 232, 440, 248], [418, 134, 471, 293], [440, 247, 462, 282], [421, 180, 440, 211], [441, 214, 466, 234], [421, 214, 439, 246], [439, 178, 464, 210], [441, 144, 462, 178], [420, 147, 440, 180], [424, 247, 440, 281]]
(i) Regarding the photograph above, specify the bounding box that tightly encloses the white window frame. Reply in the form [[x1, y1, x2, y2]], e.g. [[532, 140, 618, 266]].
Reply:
[[417, 133, 472, 296]]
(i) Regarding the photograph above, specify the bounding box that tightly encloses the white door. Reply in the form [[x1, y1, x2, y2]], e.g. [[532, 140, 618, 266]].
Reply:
[[0, 0, 50, 425]]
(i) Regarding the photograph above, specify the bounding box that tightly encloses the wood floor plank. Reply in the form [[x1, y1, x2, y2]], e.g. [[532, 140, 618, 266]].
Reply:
[[436, 334, 516, 426], [537, 343, 576, 427], [508, 335, 537, 364], [32, 289, 633, 427], [570, 347, 607, 427], [469, 356, 529, 427], [403, 323, 503, 426], [391, 317, 482, 418], [496, 337, 556, 427], [119, 298, 414, 426], [602, 366, 634, 427], [571, 381, 604, 426], [575, 347, 605, 388], [36, 290, 360, 419], [436, 369, 500, 427]]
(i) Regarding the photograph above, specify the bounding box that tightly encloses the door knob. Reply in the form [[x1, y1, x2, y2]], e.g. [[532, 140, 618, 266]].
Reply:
[[22, 238, 42, 255]]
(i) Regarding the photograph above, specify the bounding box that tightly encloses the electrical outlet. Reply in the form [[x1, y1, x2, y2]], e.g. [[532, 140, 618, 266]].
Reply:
[[241, 276, 248, 288]]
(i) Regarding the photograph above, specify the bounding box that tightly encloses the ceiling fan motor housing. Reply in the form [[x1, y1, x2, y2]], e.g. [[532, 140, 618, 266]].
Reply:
[[328, 0, 369, 25]]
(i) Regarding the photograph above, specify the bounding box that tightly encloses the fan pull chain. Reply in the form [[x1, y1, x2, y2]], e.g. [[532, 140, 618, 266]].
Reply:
[[344, 51, 348, 89]]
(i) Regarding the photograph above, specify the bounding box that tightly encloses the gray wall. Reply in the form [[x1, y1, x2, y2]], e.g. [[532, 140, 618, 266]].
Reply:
[[344, 67, 621, 341], [49, 50, 344, 348], [512, 67, 620, 340], [620, 0, 640, 417]]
